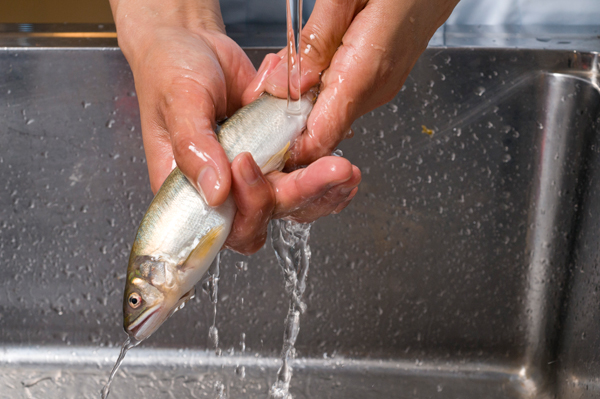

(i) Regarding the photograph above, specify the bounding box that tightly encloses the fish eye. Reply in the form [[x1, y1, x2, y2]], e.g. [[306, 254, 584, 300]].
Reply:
[[128, 293, 142, 309]]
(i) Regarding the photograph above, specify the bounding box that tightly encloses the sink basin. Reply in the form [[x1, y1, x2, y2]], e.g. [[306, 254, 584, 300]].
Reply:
[[0, 31, 599, 398]]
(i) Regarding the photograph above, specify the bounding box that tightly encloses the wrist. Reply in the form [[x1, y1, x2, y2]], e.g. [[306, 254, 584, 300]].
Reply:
[[110, 0, 225, 64]]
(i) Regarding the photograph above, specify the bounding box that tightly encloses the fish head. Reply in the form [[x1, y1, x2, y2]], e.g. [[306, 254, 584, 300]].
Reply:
[[123, 255, 175, 341]]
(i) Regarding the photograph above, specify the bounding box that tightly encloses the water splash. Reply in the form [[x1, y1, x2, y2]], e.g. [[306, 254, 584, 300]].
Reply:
[[100, 336, 141, 399], [269, 220, 312, 399]]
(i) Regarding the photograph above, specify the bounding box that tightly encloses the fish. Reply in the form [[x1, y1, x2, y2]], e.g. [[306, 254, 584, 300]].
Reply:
[[123, 92, 316, 342]]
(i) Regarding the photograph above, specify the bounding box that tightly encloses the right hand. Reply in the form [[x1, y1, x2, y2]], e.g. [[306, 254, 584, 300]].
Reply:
[[243, 0, 460, 166]]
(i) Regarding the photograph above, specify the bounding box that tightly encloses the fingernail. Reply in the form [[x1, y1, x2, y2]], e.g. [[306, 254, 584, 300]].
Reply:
[[197, 165, 220, 205], [240, 154, 261, 186], [345, 187, 359, 201]]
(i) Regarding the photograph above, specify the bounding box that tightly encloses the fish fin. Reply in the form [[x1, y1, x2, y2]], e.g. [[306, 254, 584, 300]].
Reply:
[[176, 287, 195, 306], [178, 225, 224, 272], [261, 141, 290, 174], [167, 287, 197, 318], [180, 286, 196, 302]]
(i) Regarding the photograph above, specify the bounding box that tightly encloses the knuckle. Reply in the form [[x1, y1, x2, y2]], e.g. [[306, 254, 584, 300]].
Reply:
[[301, 28, 331, 69], [170, 134, 192, 160]]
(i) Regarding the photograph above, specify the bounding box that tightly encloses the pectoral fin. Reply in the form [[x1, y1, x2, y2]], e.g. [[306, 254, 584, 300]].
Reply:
[[179, 287, 196, 303], [261, 142, 290, 174], [167, 287, 196, 318], [178, 225, 224, 272]]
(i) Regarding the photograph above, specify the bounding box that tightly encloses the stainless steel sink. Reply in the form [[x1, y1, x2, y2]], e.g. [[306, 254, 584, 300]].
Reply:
[[1, 26, 600, 398]]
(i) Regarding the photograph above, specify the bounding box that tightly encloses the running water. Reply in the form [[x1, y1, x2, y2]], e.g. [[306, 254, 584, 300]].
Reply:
[[100, 336, 141, 399], [286, 0, 303, 111], [203, 252, 222, 356], [268, 220, 312, 399], [269, 7, 309, 395]]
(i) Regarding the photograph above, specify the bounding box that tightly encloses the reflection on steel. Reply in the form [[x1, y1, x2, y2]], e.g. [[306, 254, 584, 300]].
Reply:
[[0, 26, 599, 398]]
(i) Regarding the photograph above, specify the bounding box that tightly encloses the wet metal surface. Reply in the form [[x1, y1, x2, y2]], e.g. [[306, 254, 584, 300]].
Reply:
[[0, 40, 599, 398]]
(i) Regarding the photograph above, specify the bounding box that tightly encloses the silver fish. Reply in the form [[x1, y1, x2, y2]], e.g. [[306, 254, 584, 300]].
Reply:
[[123, 93, 315, 342]]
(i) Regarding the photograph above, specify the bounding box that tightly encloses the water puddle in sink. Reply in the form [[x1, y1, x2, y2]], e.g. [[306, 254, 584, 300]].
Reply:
[[269, 220, 312, 399]]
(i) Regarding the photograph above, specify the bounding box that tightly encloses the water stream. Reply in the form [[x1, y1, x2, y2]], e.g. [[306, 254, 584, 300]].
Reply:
[[203, 252, 222, 356], [286, 0, 303, 111], [268, 220, 312, 399], [100, 336, 140, 399]]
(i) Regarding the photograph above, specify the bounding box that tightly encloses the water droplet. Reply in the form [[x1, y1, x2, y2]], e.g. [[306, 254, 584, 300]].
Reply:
[[235, 365, 246, 379], [235, 261, 248, 271], [214, 381, 226, 398], [475, 87, 486, 96], [208, 325, 219, 349]]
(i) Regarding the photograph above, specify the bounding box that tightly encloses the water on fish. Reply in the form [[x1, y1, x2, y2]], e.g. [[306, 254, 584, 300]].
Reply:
[[269, 220, 312, 399]]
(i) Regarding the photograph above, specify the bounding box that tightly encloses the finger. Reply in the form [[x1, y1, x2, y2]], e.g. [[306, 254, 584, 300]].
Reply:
[[332, 186, 358, 214], [206, 33, 258, 115], [241, 51, 284, 105], [290, 1, 426, 165], [225, 152, 276, 255], [140, 112, 177, 194], [267, 157, 361, 220], [262, 0, 366, 99], [279, 164, 361, 223], [161, 80, 232, 206]]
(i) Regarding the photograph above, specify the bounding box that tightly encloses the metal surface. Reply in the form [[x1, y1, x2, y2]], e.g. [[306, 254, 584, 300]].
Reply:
[[0, 30, 600, 398], [0, 23, 599, 51]]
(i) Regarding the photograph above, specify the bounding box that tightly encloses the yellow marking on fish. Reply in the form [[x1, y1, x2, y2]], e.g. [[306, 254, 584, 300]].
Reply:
[[179, 225, 224, 271], [261, 142, 290, 173], [421, 125, 434, 136]]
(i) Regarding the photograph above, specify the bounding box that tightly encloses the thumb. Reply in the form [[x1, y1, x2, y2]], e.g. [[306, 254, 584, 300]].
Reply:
[[262, 0, 365, 98]]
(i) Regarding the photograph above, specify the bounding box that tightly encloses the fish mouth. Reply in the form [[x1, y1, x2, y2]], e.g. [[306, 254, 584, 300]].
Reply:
[[126, 304, 164, 341]]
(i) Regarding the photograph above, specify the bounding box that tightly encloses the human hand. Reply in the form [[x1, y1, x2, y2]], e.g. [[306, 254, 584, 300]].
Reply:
[[224, 152, 361, 254], [110, 0, 362, 255], [110, 0, 255, 204], [243, 0, 460, 165]]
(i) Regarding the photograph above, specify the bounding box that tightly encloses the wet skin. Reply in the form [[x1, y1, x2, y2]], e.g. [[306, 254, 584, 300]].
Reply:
[[108, 0, 459, 254]]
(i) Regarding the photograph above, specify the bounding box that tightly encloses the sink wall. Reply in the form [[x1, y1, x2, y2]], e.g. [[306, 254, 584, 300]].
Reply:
[[0, 46, 599, 398]]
